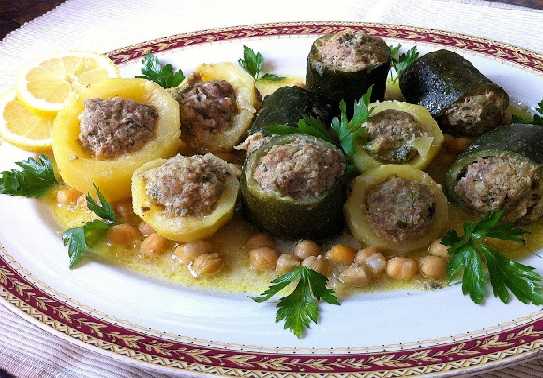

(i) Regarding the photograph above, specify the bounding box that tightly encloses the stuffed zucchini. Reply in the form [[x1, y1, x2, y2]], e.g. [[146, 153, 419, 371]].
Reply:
[[132, 153, 239, 242], [399, 49, 509, 136], [168, 62, 259, 152], [52, 78, 181, 202], [306, 30, 391, 106], [241, 134, 346, 239], [446, 123, 543, 223], [249, 86, 334, 134], [345, 165, 449, 254], [352, 101, 443, 172]]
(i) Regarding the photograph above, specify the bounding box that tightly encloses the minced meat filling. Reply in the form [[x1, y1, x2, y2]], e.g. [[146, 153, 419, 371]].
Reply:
[[315, 30, 389, 71], [253, 139, 345, 200], [364, 109, 429, 163], [441, 89, 507, 135], [366, 176, 436, 242], [144, 153, 230, 217], [454, 155, 543, 223], [179, 79, 238, 140], [79, 97, 158, 159]]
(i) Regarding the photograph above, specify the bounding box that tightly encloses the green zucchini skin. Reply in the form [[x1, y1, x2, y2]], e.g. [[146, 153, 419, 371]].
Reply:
[[399, 49, 509, 136], [446, 123, 543, 205], [249, 86, 334, 134], [240, 134, 346, 239], [305, 36, 391, 106]]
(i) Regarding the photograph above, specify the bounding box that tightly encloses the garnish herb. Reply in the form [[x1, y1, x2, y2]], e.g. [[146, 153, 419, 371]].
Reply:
[[253, 266, 339, 338], [442, 210, 543, 305], [264, 117, 333, 143], [62, 185, 117, 269], [389, 44, 419, 82], [0, 155, 57, 197], [512, 100, 543, 126], [331, 85, 373, 158], [136, 53, 185, 88], [238, 45, 285, 81]]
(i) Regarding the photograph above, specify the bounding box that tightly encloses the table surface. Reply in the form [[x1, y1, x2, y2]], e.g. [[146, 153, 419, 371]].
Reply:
[[2, 1, 543, 377]]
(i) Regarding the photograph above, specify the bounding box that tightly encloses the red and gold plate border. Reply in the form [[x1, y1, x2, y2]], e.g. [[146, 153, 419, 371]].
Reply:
[[2, 22, 543, 377]]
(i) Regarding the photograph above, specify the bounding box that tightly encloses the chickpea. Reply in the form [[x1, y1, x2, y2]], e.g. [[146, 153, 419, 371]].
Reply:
[[107, 223, 140, 248], [386, 257, 418, 280], [293, 240, 320, 260], [326, 244, 355, 265], [340, 263, 372, 287], [138, 222, 155, 237], [190, 253, 223, 278], [246, 233, 275, 250], [354, 246, 384, 264], [249, 247, 279, 272], [444, 134, 472, 153], [419, 255, 447, 280], [276, 254, 300, 274], [114, 200, 137, 223], [174, 240, 213, 265], [140, 233, 170, 257], [302, 255, 331, 277], [364, 253, 387, 278], [429, 239, 448, 258], [56, 188, 81, 205]]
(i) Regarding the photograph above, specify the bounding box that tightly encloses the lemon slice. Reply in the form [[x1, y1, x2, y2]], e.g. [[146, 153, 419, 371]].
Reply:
[[16, 52, 119, 112], [0, 91, 55, 152]]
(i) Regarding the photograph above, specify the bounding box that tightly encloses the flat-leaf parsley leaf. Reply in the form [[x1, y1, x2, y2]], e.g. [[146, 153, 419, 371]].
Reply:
[[389, 44, 419, 82], [136, 53, 184, 88], [238, 45, 284, 81], [0, 154, 57, 197]]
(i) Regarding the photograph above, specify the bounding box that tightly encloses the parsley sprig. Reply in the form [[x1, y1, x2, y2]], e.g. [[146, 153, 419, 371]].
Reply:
[[238, 45, 284, 81], [389, 44, 419, 82], [264, 117, 334, 143], [63, 185, 116, 269], [442, 211, 543, 305], [512, 99, 543, 126], [253, 266, 339, 338], [136, 53, 185, 88], [0, 155, 57, 197]]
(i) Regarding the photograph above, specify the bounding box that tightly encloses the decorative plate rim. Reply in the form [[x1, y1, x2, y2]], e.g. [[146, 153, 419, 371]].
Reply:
[[2, 21, 543, 377]]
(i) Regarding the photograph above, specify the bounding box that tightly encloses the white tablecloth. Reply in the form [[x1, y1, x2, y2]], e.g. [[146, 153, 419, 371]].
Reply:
[[1, 0, 543, 376]]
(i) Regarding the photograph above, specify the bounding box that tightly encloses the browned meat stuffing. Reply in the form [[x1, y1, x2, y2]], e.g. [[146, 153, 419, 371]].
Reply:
[[144, 153, 230, 217], [454, 155, 543, 223], [179, 78, 238, 146], [254, 138, 345, 200], [366, 176, 436, 242], [314, 30, 390, 71], [79, 97, 158, 159], [441, 89, 508, 136], [364, 109, 429, 163]]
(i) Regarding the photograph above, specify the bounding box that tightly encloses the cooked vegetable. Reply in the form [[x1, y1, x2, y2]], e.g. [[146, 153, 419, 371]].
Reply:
[[388, 44, 419, 82], [443, 210, 543, 304], [0, 155, 57, 197], [306, 30, 391, 106], [253, 266, 339, 338], [345, 165, 449, 253], [250, 86, 333, 134], [511, 99, 543, 126], [255, 76, 305, 98], [352, 101, 443, 172], [238, 45, 284, 81], [446, 123, 543, 223], [63, 185, 116, 268], [52, 78, 181, 202], [241, 134, 346, 239], [169, 62, 258, 152], [136, 53, 184, 88], [399, 49, 509, 136], [131, 154, 239, 242]]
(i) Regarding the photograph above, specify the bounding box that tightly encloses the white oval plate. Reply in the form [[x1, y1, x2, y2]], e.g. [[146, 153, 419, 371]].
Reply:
[[2, 22, 543, 377]]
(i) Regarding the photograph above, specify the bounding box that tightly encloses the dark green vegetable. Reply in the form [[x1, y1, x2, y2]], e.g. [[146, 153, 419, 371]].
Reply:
[[446, 123, 543, 219], [0, 155, 57, 197], [306, 31, 390, 106], [136, 53, 184, 88], [250, 86, 334, 134], [241, 134, 346, 239], [443, 210, 543, 305], [399, 49, 509, 136], [389, 44, 419, 82]]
